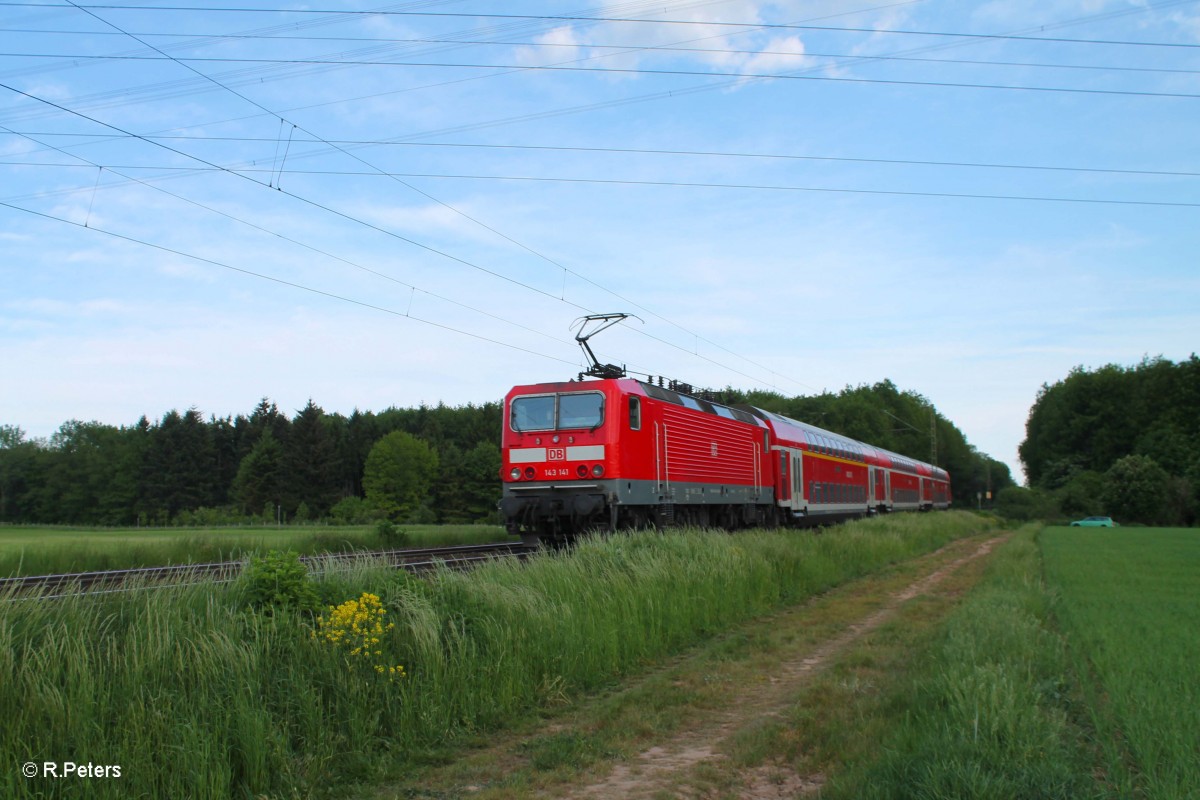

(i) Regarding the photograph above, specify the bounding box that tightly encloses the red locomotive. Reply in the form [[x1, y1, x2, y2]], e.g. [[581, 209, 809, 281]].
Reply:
[[500, 316, 950, 545]]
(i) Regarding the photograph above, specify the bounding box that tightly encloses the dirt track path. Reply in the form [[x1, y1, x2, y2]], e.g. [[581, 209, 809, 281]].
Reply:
[[563, 533, 1010, 800]]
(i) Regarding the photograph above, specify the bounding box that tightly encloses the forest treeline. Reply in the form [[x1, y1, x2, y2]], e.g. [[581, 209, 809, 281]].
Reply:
[[1006, 355, 1199, 525], [0, 379, 1011, 526], [0, 400, 501, 526]]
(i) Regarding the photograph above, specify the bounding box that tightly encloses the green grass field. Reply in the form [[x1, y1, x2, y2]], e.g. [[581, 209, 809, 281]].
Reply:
[[825, 524, 1099, 799], [1041, 526, 1200, 800], [0, 523, 509, 577], [825, 525, 1200, 800]]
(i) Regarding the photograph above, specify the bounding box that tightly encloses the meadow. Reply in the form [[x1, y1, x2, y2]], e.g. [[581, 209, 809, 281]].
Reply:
[[0, 511, 986, 799], [821, 524, 1199, 800], [0, 523, 508, 577], [1041, 527, 1200, 800], [824, 524, 1098, 799]]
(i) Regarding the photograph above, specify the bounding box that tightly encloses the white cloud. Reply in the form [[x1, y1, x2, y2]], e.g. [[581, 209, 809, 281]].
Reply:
[[514, 25, 585, 67], [350, 200, 499, 244], [742, 35, 810, 75]]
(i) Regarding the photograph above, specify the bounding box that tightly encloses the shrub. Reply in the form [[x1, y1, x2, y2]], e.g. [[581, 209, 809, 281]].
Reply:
[[375, 520, 410, 547], [241, 550, 320, 613], [1104, 455, 1171, 525], [329, 495, 380, 525], [995, 486, 1059, 521]]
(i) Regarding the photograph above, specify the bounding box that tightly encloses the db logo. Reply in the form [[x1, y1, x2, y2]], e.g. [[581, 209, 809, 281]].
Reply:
[[548, 448, 566, 461]]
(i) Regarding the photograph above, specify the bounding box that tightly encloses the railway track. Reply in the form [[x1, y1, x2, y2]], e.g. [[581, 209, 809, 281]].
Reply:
[[0, 541, 534, 599]]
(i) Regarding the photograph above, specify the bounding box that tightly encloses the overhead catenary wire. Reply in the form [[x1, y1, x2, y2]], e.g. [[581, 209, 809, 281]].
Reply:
[[14, 2, 1195, 194], [5, 2, 1200, 49], [6, 52, 1200, 101], [0, 77, 799, 393], [3, 0, 1193, 399], [23, 3, 1170, 184], [6, 159, 1197, 209], [4, 0, 1185, 146], [0, 198, 584, 368], [6, 0, 1187, 133], [0, 123, 581, 351], [7, 134, 1200, 180], [16, 0, 834, 393], [7, 41, 1200, 78]]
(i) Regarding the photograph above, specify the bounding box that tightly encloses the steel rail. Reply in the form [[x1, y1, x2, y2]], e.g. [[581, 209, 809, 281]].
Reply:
[[0, 541, 533, 599]]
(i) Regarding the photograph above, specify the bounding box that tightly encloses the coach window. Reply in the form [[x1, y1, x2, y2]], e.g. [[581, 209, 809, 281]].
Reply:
[[628, 396, 642, 431]]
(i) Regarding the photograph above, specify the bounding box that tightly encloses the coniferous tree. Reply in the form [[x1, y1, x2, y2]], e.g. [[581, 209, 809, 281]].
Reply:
[[284, 399, 340, 517], [232, 429, 285, 517], [143, 409, 217, 520]]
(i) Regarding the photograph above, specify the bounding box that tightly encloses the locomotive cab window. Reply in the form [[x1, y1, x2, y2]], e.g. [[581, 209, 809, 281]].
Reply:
[[559, 392, 604, 429], [511, 391, 605, 432], [510, 395, 555, 431], [628, 396, 641, 431]]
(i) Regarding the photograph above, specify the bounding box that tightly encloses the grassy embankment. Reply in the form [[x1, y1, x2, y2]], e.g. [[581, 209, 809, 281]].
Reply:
[[0, 523, 507, 577], [1, 511, 985, 799]]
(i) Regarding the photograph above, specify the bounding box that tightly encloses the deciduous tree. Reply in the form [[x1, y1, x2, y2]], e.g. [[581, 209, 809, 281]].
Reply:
[[1104, 455, 1170, 525], [363, 431, 438, 521]]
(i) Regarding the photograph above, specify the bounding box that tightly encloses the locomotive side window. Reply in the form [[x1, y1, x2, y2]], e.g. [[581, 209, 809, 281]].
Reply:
[[511, 395, 555, 431], [629, 396, 642, 430]]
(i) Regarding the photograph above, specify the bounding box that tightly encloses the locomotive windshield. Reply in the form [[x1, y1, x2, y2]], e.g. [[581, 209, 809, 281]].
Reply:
[[511, 392, 604, 432]]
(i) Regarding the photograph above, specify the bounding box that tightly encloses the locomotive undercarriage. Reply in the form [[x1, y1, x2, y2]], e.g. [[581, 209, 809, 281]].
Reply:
[[501, 478, 778, 546]]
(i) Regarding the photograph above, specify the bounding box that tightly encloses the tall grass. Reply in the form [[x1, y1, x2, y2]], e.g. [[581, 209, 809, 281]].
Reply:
[[827, 524, 1098, 799], [1042, 527, 1200, 800], [1, 511, 986, 799], [0, 523, 507, 577]]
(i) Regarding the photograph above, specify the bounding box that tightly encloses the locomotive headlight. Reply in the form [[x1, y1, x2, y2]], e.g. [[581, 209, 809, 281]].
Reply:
[[592, 464, 605, 478], [576, 465, 588, 478], [509, 467, 521, 480], [524, 467, 536, 480]]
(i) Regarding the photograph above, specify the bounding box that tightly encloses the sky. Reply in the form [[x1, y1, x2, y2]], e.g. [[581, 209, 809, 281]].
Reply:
[[2, 0, 1198, 483]]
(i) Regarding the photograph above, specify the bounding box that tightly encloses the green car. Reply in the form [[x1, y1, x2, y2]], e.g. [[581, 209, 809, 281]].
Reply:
[[1070, 516, 1118, 528]]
